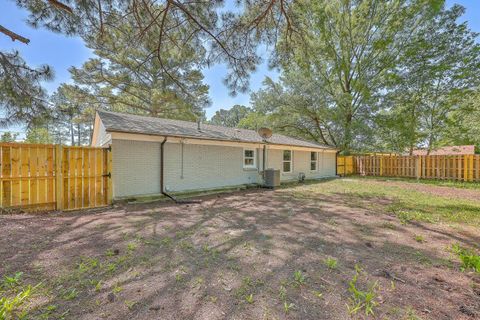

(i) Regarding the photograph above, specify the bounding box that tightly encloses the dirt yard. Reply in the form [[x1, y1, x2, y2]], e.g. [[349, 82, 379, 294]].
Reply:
[[1, 177, 479, 319]]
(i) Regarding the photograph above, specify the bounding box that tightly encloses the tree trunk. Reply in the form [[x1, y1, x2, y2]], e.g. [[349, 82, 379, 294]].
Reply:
[[70, 121, 75, 146], [77, 123, 81, 146], [342, 112, 353, 154]]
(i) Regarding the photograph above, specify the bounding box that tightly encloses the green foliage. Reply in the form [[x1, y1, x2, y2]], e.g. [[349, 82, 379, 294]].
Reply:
[[245, 294, 254, 304], [414, 235, 425, 243], [377, 5, 480, 153], [209, 105, 252, 128], [293, 270, 306, 286], [2, 272, 23, 290], [62, 288, 78, 301], [0, 132, 19, 143], [24, 127, 53, 144], [451, 244, 480, 273], [283, 301, 295, 314], [347, 265, 378, 316], [0, 51, 52, 127], [49, 84, 95, 145], [325, 257, 338, 270], [0, 284, 39, 320]]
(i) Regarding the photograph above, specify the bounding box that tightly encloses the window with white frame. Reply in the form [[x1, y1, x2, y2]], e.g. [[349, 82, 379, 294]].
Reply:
[[283, 150, 292, 173], [310, 152, 317, 171], [243, 149, 256, 168]]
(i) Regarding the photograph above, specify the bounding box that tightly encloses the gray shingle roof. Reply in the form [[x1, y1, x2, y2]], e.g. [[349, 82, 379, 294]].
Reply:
[[97, 110, 335, 150]]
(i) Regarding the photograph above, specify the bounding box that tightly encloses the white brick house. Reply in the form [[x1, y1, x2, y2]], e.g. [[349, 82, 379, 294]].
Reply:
[[92, 111, 338, 199]]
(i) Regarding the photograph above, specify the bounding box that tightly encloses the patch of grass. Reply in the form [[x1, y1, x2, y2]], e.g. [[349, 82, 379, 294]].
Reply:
[[293, 270, 306, 286], [1, 272, 23, 290], [245, 294, 254, 304], [112, 283, 123, 294], [77, 257, 99, 273], [298, 177, 480, 226], [347, 265, 378, 316], [381, 222, 397, 230], [396, 210, 437, 225], [325, 257, 338, 270], [413, 251, 432, 266], [127, 242, 138, 252], [414, 235, 425, 243], [62, 288, 78, 301], [283, 301, 295, 314], [124, 300, 136, 310], [0, 284, 38, 319], [235, 277, 264, 300], [451, 244, 480, 273]]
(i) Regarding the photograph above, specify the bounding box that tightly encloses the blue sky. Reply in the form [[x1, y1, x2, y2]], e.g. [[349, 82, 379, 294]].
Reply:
[[1, 0, 479, 135]]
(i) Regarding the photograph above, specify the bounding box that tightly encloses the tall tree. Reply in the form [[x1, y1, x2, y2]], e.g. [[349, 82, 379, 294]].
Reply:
[[15, 0, 304, 94], [0, 131, 19, 142], [381, 4, 480, 154], [246, 74, 340, 146], [69, 9, 210, 120], [0, 51, 53, 127], [273, 0, 441, 153], [210, 105, 252, 127], [24, 126, 53, 144], [50, 84, 94, 145], [441, 88, 480, 150]]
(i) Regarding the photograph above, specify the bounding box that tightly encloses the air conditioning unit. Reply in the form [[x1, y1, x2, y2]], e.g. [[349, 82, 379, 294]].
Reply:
[[264, 169, 280, 188]]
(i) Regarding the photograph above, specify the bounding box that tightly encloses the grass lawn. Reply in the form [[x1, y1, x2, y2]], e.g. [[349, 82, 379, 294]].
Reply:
[[1, 177, 479, 319]]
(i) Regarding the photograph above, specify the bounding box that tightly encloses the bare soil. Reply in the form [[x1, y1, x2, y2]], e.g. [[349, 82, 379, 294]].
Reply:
[[370, 179, 480, 201], [1, 179, 479, 319]]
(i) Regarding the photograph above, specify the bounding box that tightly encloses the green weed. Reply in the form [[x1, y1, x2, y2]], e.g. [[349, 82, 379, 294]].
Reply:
[[112, 284, 123, 294], [0, 284, 38, 319], [245, 294, 254, 304], [325, 257, 338, 270], [414, 235, 425, 243], [124, 300, 136, 310], [1, 272, 23, 290], [62, 288, 78, 301], [452, 244, 480, 273], [283, 301, 294, 314], [347, 265, 378, 316], [293, 270, 306, 286]]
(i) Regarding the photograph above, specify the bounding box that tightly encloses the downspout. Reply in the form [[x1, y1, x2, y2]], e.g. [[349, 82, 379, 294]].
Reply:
[[263, 143, 267, 182], [160, 137, 200, 204]]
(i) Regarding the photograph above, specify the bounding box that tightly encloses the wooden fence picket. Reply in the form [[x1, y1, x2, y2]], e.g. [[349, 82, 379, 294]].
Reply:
[[337, 154, 480, 182], [0, 142, 112, 212]]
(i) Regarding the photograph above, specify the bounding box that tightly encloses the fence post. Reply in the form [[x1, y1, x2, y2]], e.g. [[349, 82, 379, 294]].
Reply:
[[55, 145, 63, 210], [107, 146, 113, 204], [415, 156, 420, 180]]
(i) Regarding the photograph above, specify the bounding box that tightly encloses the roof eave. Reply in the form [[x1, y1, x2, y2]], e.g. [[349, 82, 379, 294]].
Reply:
[[105, 129, 337, 151]]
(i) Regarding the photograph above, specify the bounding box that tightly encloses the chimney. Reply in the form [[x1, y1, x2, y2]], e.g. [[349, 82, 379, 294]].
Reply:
[[197, 118, 202, 131]]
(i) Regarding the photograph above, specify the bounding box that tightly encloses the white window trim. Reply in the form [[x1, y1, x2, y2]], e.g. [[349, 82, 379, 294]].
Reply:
[[310, 151, 318, 171], [282, 150, 293, 173], [243, 148, 257, 169]]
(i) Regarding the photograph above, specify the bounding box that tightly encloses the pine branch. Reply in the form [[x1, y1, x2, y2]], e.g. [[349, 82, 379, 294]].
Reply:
[[0, 25, 30, 44], [47, 0, 73, 14]]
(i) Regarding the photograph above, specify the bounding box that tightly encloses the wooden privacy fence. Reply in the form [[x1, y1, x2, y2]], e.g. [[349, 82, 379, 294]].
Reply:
[[338, 155, 480, 182], [0, 143, 112, 211]]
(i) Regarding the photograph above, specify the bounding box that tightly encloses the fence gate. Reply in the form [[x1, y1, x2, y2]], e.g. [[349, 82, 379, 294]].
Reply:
[[0, 143, 112, 211]]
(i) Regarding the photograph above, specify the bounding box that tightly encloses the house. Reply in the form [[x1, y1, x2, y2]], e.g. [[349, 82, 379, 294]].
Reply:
[[410, 145, 475, 156], [91, 110, 338, 199]]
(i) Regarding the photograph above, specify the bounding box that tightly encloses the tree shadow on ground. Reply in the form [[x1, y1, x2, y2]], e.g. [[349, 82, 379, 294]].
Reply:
[[0, 185, 478, 320]]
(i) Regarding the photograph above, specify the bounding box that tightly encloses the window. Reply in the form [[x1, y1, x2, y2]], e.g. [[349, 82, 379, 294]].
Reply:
[[283, 150, 292, 173], [310, 152, 317, 171], [243, 149, 256, 168]]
